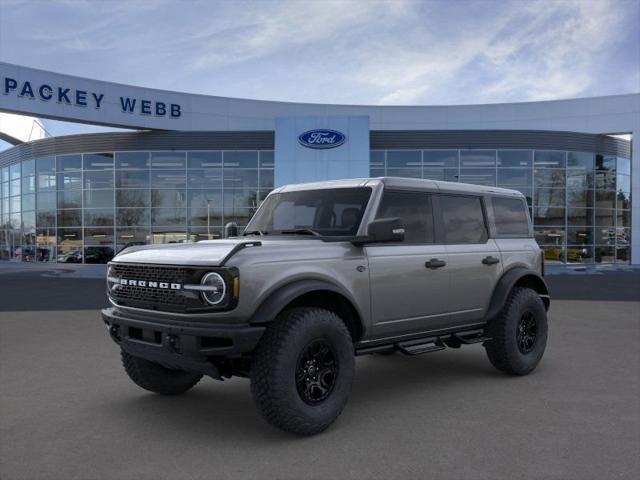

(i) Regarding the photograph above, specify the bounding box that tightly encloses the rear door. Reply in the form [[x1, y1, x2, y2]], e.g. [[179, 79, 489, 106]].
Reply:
[[437, 194, 502, 326], [365, 190, 450, 338]]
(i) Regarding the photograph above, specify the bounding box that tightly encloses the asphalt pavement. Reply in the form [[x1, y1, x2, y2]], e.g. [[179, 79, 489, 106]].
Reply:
[[0, 268, 638, 479]]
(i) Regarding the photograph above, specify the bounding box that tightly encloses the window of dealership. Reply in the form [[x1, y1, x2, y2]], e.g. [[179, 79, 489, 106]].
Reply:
[[0, 145, 631, 265]]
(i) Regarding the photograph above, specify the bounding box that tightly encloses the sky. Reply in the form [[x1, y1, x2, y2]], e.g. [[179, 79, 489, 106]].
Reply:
[[0, 0, 639, 143]]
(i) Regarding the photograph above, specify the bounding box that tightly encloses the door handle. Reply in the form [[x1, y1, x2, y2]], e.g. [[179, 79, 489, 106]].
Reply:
[[425, 258, 446, 269], [482, 256, 500, 265]]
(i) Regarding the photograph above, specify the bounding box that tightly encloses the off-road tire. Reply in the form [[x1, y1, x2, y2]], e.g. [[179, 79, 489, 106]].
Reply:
[[484, 287, 548, 375], [121, 350, 202, 395], [250, 307, 355, 435]]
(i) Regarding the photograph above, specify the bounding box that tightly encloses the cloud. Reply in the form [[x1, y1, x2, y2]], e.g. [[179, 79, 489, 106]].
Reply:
[[0, 0, 637, 106]]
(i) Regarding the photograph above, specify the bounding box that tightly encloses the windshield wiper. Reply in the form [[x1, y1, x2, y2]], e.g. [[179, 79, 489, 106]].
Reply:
[[243, 229, 267, 236], [279, 228, 322, 237]]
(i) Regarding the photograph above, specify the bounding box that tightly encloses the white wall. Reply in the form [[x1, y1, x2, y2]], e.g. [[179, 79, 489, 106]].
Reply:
[[274, 116, 369, 186]]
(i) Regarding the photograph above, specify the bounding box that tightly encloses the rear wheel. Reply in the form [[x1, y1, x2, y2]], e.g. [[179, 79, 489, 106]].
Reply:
[[121, 351, 202, 395], [250, 307, 355, 435], [484, 287, 548, 375]]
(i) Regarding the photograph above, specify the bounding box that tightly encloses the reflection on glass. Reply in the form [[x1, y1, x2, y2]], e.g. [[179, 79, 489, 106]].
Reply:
[[534, 206, 565, 225], [497, 169, 531, 187], [534, 169, 565, 187], [84, 170, 114, 189], [57, 209, 82, 227], [370, 151, 384, 168], [116, 170, 149, 188], [58, 190, 82, 209], [540, 246, 565, 264], [497, 150, 532, 168], [84, 209, 115, 226], [151, 208, 187, 226], [423, 150, 458, 168], [116, 227, 150, 252], [151, 170, 186, 189], [84, 190, 114, 209], [151, 229, 188, 244], [57, 155, 82, 171], [567, 227, 593, 245], [567, 151, 594, 169], [568, 208, 593, 226], [57, 171, 82, 190], [566, 188, 593, 208], [566, 246, 593, 264], [21, 159, 35, 176], [616, 247, 630, 263], [116, 152, 149, 169], [616, 210, 630, 227], [223, 151, 258, 168], [187, 151, 222, 169], [36, 157, 55, 174], [535, 151, 566, 168], [83, 153, 114, 170], [594, 209, 614, 227], [534, 187, 565, 208], [150, 152, 186, 169], [151, 189, 186, 208], [422, 168, 458, 182], [116, 189, 149, 208], [595, 246, 615, 264], [386, 168, 421, 178], [259, 151, 275, 168], [57, 228, 83, 263], [117, 208, 150, 226], [534, 227, 565, 245], [458, 169, 495, 186], [386, 151, 421, 168], [460, 150, 495, 167]]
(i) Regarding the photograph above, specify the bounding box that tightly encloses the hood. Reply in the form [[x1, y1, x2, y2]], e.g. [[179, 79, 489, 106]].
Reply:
[[113, 239, 255, 266], [111, 237, 332, 267]]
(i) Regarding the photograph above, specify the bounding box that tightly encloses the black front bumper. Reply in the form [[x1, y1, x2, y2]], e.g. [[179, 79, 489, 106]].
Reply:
[[102, 306, 265, 378]]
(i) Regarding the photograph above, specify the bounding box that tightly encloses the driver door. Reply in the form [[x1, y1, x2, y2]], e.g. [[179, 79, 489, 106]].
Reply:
[[365, 190, 450, 338]]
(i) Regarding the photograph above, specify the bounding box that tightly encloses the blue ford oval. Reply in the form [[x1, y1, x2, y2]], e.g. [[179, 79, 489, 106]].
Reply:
[[298, 129, 346, 149]]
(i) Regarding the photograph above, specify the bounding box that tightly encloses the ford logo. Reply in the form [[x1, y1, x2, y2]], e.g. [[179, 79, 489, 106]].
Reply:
[[298, 129, 346, 149]]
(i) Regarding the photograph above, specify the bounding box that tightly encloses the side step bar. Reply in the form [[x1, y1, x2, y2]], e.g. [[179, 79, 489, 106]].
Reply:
[[355, 327, 491, 356]]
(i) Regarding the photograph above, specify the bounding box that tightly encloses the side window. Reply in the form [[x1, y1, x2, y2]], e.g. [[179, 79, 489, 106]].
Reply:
[[375, 191, 434, 243], [440, 195, 487, 244], [492, 197, 530, 236]]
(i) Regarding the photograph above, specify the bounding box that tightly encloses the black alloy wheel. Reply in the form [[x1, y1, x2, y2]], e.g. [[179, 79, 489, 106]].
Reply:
[[517, 311, 537, 354], [296, 339, 338, 405]]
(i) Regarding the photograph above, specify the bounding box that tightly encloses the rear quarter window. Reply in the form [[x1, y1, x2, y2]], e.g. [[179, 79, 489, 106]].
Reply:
[[492, 197, 531, 237]]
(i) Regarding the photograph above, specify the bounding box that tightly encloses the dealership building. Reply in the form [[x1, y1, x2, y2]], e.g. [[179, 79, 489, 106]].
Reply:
[[0, 62, 638, 265]]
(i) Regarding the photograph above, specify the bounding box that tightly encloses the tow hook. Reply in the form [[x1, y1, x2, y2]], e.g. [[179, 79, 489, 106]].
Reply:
[[108, 324, 121, 342], [167, 334, 181, 353]]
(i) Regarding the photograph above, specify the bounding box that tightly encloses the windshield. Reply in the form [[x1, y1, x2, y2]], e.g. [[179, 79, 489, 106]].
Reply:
[[245, 187, 372, 237]]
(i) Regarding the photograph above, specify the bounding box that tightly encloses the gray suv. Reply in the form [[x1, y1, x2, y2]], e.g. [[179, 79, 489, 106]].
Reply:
[[102, 177, 550, 435]]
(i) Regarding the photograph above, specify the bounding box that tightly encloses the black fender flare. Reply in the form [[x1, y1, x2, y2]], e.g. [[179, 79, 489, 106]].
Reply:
[[485, 267, 550, 321], [248, 279, 363, 326]]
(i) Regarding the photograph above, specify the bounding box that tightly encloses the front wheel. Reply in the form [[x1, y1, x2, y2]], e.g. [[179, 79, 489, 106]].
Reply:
[[484, 287, 548, 375], [250, 307, 355, 435]]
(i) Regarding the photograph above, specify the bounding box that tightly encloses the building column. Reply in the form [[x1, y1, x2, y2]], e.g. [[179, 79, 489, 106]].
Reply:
[[631, 129, 639, 265]]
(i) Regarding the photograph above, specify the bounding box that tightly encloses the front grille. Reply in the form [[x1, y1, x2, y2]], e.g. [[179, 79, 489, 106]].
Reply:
[[109, 263, 205, 312]]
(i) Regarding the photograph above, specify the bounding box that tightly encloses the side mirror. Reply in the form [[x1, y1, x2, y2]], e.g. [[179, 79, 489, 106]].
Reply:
[[224, 222, 239, 238], [366, 217, 405, 243]]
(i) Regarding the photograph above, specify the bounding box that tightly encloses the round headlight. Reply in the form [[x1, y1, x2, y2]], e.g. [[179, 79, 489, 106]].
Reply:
[[201, 272, 226, 305], [106, 264, 117, 292]]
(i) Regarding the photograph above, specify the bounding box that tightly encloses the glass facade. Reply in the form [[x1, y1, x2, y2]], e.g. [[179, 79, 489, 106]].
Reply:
[[0, 146, 632, 265], [371, 149, 632, 265], [0, 150, 274, 263]]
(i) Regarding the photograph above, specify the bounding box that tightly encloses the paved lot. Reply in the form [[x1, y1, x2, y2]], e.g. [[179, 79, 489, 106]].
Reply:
[[0, 270, 639, 480]]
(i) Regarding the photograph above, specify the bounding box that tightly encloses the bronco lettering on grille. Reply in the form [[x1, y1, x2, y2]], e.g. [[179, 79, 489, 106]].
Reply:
[[119, 278, 182, 290]]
